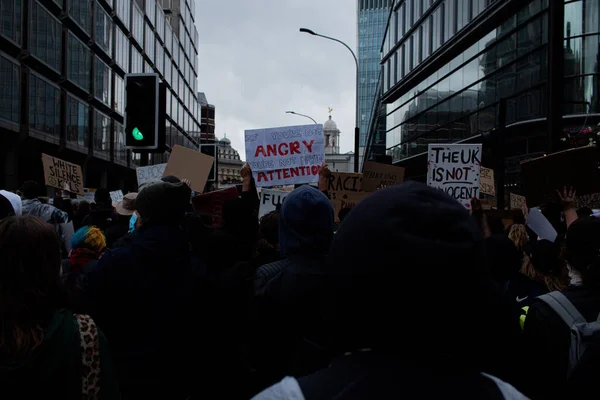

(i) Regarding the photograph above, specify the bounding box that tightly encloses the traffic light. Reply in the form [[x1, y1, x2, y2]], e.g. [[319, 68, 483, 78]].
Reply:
[[125, 73, 159, 150]]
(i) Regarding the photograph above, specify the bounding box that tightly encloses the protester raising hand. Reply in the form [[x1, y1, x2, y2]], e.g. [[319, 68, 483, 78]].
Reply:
[[241, 163, 253, 192], [471, 197, 491, 238], [318, 162, 331, 192], [557, 186, 578, 228]]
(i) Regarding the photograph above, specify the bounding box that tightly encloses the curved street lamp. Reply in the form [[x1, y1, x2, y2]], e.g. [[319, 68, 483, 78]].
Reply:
[[285, 110, 318, 124], [300, 27, 360, 172]]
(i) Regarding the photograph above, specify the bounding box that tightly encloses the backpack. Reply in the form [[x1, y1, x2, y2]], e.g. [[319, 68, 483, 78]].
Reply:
[[537, 291, 600, 377]]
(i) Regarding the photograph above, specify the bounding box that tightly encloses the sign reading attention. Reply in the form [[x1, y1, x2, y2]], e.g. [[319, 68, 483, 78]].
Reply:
[[427, 144, 482, 209], [244, 124, 325, 187]]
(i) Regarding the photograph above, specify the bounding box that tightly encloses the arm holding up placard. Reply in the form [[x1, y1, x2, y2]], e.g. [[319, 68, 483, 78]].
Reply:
[[557, 186, 578, 229], [240, 163, 260, 211], [318, 163, 331, 195]]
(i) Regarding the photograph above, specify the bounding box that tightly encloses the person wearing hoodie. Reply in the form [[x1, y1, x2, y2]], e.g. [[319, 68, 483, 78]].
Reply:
[[0, 190, 21, 219], [82, 181, 215, 399], [251, 185, 335, 389], [20, 181, 68, 230], [0, 215, 118, 398], [253, 182, 526, 400]]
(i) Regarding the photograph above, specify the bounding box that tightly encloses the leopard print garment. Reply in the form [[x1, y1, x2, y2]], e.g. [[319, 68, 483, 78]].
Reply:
[[74, 314, 100, 400]]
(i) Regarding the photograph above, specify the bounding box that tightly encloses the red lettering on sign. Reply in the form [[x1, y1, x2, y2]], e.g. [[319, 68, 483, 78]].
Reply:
[[278, 142, 289, 156], [266, 144, 277, 156], [255, 146, 266, 157], [303, 140, 315, 153], [290, 141, 301, 155]]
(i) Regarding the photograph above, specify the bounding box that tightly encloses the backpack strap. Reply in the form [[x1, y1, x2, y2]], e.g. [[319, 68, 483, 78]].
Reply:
[[74, 314, 101, 400], [537, 291, 586, 327]]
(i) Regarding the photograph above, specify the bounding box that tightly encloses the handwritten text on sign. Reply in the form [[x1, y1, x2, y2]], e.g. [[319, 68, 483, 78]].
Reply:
[[258, 189, 290, 220], [245, 124, 325, 187], [41, 154, 84, 195], [136, 163, 167, 187], [480, 167, 495, 196], [427, 144, 482, 209]]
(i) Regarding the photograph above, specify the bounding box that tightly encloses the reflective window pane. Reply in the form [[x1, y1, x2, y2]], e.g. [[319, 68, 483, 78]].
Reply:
[[30, 1, 62, 72], [0, 0, 22, 44], [94, 3, 112, 55], [68, 0, 91, 33], [68, 32, 91, 90], [0, 54, 20, 124]]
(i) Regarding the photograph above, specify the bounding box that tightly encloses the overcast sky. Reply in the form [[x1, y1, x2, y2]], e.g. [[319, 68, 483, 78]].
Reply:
[[195, 1, 357, 159]]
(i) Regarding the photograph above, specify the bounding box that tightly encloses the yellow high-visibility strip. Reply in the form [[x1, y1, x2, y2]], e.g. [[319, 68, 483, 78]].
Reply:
[[519, 306, 530, 330]]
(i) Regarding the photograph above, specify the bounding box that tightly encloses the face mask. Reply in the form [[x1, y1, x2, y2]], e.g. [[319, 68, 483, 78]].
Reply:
[[128, 212, 138, 233]]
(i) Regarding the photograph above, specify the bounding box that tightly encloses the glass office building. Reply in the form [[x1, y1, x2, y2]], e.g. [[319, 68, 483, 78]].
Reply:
[[358, 0, 392, 168], [0, 0, 201, 190], [366, 0, 600, 182]]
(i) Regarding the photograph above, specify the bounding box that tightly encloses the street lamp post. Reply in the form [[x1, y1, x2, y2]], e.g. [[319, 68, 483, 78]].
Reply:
[[300, 28, 360, 173], [285, 111, 318, 124]]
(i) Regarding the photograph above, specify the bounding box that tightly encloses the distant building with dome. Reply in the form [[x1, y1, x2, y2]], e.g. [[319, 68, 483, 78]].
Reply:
[[323, 114, 355, 173], [217, 135, 244, 186]]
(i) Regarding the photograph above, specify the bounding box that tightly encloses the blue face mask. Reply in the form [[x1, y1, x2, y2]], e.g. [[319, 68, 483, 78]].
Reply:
[[128, 212, 138, 233]]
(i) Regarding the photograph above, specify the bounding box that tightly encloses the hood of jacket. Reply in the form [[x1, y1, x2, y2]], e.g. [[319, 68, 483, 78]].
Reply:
[[278, 185, 334, 258]]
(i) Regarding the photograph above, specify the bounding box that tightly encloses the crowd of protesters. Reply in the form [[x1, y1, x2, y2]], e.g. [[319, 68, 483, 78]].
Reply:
[[0, 164, 599, 399]]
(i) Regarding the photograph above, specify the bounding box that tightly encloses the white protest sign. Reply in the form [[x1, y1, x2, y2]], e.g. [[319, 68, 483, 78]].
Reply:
[[258, 189, 290, 220], [136, 163, 167, 187], [427, 144, 482, 209], [526, 207, 558, 242], [110, 190, 124, 204], [245, 124, 325, 187]]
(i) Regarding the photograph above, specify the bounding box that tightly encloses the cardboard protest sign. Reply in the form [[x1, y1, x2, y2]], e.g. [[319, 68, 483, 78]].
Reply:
[[510, 193, 528, 218], [110, 190, 124, 204], [577, 193, 600, 209], [244, 124, 325, 187], [41, 154, 84, 195], [163, 145, 214, 193], [427, 144, 482, 209], [77, 188, 96, 203], [258, 189, 290, 220], [480, 167, 495, 196], [361, 162, 405, 192], [191, 186, 239, 228], [327, 172, 363, 201], [331, 192, 370, 223], [136, 163, 167, 187], [521, 145, 600, 207]]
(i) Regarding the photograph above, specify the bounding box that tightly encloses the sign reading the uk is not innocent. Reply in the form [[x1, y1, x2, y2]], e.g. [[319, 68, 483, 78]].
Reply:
[[245, 124, 325, 187]]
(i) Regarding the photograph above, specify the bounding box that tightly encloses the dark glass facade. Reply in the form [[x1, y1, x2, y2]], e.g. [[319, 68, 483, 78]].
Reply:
[[367, 0, 600, 181], [0, 0, 202, 190], [358, 0, 392, 168]]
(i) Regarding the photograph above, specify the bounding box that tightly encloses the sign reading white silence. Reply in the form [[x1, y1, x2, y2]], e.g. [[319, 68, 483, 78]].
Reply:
[[427, 144, 482, 209], [244, 124, 325, 187], [258, 189, 290, 220]]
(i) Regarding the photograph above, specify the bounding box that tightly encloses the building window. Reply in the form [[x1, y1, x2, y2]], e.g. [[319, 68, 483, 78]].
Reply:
[[0, 0, 22, 45], [114, 0, 129, 29], [165, 23, 172, 55], [68, 0, 92, 34], [132, 3, 144, 45], [145, 0, 156, 26], [114, 121, 127, 164], [93, 56, 111, 106], [93, 109, 110, 157], [68, 32, 91, 90], [29, 73, 60, 136], [156, 38, 163, 74], [66, 94, 89, 148], [131, 47, 142, 73], [0, 55, 20, 124], [114, 74, 124, 114], [145, 22, 155, 62], [156, 7, 165, 40], [94, 3, 112, 55], [30, 1, 61, 72], [115, 28, 129, 71]]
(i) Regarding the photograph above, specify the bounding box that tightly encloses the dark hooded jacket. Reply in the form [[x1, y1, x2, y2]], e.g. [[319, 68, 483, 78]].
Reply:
[[82, 183, 216, 399], [251, 186, 334, 387], [253, 182, 524, 399]]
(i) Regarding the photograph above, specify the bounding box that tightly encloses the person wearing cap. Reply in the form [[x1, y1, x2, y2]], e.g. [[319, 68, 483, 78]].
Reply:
[[82, 181, 215, 399], [253, 182, 525, 399], [104, 192, 138, 247], [521, 217, 600, 399]]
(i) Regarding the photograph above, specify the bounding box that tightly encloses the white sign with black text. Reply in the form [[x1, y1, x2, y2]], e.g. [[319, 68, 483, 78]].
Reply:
[[427, 144, 482, 210], [258, 189, 290, 220]]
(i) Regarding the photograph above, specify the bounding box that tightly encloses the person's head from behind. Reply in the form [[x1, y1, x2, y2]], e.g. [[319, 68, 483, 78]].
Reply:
[[134, 181, 191, 228], [258, 210, 280, 248], [0, 216, 69, 354], [564, 217, 600, 289], [94, 188, 112, 208], [77, 200, 90, 216], [279, 185, 334, 258], [71, 226, 106, 255], [21, 181, 42, 200], [485, 235, 523, 286], [508, 223, 529, 253], [337, 207, 352, 224], [323, 182, 489, 363], [523, 239, 567, 291], [577, 207, 593, 219]]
